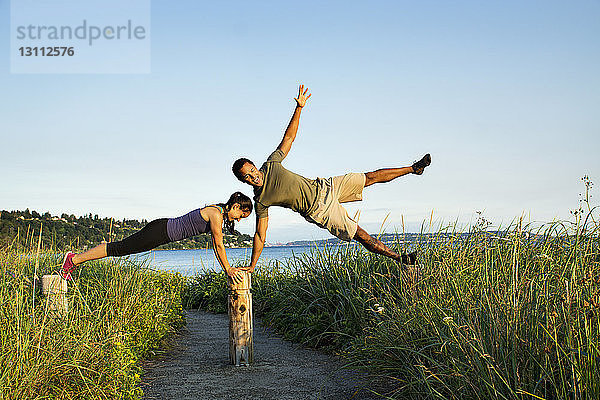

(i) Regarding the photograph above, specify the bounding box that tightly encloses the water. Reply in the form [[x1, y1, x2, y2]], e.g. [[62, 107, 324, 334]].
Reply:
[[132, 245, 322, 276], [119, 231, 551, 276]]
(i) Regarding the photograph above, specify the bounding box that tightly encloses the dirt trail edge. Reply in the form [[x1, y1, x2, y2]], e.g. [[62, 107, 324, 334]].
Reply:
[[141, 310, 385, 400]]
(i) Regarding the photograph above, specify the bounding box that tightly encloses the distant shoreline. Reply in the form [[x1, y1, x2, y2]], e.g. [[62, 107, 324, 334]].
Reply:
[[150, 244, 318, 252]]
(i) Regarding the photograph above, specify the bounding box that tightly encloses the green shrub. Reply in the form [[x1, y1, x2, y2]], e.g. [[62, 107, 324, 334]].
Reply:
[[182, 270, 228, 313], [186, 221, 600, 399], [0, 248, 185, 400]]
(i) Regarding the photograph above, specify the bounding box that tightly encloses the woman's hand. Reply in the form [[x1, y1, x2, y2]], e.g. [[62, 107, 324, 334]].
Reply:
[[238, 265, 255, 273], [294, 84, 311, 108], [226, 266, 244, 284]]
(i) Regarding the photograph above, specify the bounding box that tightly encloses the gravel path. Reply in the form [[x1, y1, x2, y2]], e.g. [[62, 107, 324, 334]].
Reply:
[[140, 310, 385, 400]]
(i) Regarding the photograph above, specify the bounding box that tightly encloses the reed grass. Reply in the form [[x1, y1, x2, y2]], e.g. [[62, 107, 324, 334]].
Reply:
[[186, 203, 599, 399], [0, 241, 185, 399], [338, 217, 600, 400]]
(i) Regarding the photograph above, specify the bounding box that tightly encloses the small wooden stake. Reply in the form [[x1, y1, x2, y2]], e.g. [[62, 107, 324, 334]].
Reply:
[[42, 275, 68, 316], [228, 272, 253, 366]]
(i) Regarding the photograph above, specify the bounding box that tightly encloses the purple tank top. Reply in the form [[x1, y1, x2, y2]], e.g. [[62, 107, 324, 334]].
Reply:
[[166, 208, 211, 241]]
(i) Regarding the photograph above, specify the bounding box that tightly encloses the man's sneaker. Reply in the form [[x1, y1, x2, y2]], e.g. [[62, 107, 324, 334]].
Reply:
[[412, 153, 431, 175], [60, 252, 76, 281], [401, 250, 417, 265]]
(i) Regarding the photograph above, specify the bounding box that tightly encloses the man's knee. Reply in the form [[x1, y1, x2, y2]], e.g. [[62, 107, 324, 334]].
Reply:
[[354, 226, 377, 248], [353, 225, 367, 241], [363, 172, 376, 187]]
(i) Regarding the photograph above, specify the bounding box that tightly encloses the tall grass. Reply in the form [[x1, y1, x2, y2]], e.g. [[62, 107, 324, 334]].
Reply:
[[339, 218, 600, 399], [0, 241, 185, 399], [187, 208, 599, 398]]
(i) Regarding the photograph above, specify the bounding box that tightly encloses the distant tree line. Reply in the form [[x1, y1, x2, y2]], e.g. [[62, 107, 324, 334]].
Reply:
[[0, 209, 252, 252]]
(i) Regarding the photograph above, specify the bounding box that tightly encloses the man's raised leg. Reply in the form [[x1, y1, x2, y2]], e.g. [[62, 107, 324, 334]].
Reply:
[[364, 154, 431, 187], [353, 226, 416, 265]]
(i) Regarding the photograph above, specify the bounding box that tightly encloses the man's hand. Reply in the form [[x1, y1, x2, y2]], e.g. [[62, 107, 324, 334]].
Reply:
[[226, 266, 244, 284], [238, 265, 255, 273], [294, 84, 311, 108]]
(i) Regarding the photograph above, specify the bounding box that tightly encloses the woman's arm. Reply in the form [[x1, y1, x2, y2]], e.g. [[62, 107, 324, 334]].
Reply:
[[206, 208, 243, 284]]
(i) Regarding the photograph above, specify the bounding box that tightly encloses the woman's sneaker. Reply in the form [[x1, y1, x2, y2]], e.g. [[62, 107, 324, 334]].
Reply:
[[60, 252, 76, 281], [412, 153, 431, 175]]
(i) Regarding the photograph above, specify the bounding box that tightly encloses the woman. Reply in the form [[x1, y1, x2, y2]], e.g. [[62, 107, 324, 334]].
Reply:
[[60, 192, 253, 284]]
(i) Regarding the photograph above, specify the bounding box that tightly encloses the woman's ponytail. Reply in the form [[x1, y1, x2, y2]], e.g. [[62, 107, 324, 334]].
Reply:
[[218, 192, 252, 234]]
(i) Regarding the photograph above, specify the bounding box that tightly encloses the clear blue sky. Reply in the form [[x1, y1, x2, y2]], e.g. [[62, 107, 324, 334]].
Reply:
[[2, 0, 599, 242]]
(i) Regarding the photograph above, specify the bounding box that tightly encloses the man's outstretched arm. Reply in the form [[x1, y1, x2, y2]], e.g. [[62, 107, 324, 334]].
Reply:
[[240, 216, 269, 273], [277, 84, 311, 159]]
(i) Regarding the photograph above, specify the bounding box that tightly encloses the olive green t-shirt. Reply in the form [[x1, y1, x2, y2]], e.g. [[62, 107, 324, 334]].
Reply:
[[253, 149, 319, 219]]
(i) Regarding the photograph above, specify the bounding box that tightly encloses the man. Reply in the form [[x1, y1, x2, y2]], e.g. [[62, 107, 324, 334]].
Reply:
[[232, 85, 431, 272]]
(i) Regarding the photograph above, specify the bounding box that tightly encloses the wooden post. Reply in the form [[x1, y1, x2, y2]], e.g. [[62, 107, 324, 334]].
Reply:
[[42, 275, 68, 316], [228, 271, 253, 366]]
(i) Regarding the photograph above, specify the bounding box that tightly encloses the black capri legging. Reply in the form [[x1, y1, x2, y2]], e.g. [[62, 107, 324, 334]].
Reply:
[[106, 218, 171, 257]]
